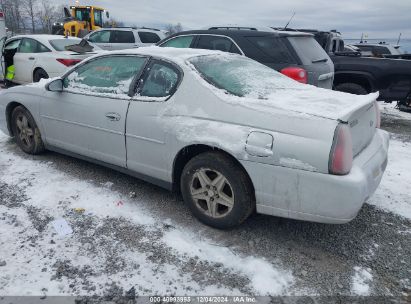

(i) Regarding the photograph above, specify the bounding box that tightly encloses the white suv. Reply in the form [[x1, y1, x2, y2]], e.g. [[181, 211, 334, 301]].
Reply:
[[84, 27, 168, 50]]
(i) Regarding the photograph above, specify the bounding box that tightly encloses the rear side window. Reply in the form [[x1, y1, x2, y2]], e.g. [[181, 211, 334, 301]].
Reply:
[[245, 36, 296, 63], [137, 61, 180, 99], [49, 39, 81, 51], [287, 36, 330, 64], [37, 43, 51, 52], [111, 31, 135, 43], [64, 56, 147, 96], [138, 32, 161, 44], [160, 36, 194, 48], [196, 35, 241, 54], [88, 31, 111, 43]]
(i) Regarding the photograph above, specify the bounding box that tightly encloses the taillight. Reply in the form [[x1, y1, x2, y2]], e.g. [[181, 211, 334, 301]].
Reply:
[[280, 67, 308, 84], [329, 124, 353, 175], [374, 101, 381, 128], [56, 59, 82, 67]]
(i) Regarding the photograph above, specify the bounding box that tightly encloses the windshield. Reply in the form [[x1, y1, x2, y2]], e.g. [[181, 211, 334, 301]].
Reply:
[[188, 54, 300, 98], [49, 39, 81, 51], [75, 8, 90, 22]]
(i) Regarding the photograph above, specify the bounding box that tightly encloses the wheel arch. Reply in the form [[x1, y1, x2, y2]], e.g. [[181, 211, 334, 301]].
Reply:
[[32, 67, 47, 82], [172, 144, 255, 197], [334, 71, 376, 93], [5, 101, 25, 136]]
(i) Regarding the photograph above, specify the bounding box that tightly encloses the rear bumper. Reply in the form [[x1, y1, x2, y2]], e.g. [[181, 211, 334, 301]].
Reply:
[[241, 129, 389, 224]]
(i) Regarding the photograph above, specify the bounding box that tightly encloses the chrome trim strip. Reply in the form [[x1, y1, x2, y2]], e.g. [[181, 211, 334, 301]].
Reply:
[[125, 133, 165, 145], [41, 115, 123, 135]]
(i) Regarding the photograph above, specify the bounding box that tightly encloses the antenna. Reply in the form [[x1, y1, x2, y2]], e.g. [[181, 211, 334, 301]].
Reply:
[[397, 33, 402, 45], [284, 12, 296, 30]]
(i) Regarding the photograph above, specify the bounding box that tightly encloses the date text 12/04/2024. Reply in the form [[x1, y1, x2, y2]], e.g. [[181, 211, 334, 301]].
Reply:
[[149, 296, 257, 303]]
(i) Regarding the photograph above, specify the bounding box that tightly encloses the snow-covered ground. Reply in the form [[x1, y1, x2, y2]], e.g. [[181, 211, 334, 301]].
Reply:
[[351, 266, 373, 296], [0, 108, 410, 297], [370, 139, 411, 219], [379, 101, 411, 121], [0, 131, 293, 296]]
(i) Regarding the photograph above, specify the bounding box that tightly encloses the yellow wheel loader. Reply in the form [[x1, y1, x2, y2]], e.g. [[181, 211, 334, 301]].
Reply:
[[52, 6, 109, 38]]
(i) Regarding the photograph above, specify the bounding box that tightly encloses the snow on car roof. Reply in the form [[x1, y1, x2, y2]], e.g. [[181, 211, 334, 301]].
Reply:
[[108, 46, 233, 63], [9, 34, 80, 44]]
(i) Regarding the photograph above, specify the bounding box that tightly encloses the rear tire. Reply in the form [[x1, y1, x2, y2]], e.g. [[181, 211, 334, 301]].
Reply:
[[180, 152, 255, 229], [33, 68, 49, 83], [398, 94, 411, 113], [11, 106, 45, 155], [334, 83, 368, 95]]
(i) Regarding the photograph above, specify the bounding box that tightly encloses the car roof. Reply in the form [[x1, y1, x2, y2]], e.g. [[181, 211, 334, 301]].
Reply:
[[202, 25, 313, 36], [88, 27, 167, 33], [166, 29, 311, 38], [8, 35, 80, 43], [103, 46, 235, 63]]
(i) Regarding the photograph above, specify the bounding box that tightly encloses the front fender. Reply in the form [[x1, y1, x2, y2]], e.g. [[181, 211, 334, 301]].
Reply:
[[0, 86, 46, 137]]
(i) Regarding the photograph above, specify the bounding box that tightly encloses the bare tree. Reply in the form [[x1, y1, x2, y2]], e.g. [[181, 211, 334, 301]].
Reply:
[[22, 0, 38, 33], [36, 0, 59, 33], [103, 18, 124, 28], [1, 0, 25, 34], [165, 23, 183, 35]]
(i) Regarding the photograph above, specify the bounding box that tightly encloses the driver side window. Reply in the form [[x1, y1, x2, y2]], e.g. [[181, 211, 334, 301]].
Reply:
[[63, 55, 147, 96]]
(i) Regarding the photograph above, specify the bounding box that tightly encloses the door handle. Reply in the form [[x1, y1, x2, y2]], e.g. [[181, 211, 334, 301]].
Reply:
[[105, 113, 121, 121], [28, 57, 35, 60]]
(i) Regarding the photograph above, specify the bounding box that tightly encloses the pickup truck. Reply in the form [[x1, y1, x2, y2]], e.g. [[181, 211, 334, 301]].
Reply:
[[280, 29, 411, 112]]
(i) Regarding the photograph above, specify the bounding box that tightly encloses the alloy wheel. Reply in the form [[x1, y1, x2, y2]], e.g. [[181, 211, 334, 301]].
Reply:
[[189, 168, 234, 218], [15, 114, 34, 149]]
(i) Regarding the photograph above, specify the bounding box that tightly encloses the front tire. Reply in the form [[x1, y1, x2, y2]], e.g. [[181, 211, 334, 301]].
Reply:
[[181, 152, 255, 229], [11, 106, 45, 154], [33, 68, 49, 83], [334, 83, 368, 95]]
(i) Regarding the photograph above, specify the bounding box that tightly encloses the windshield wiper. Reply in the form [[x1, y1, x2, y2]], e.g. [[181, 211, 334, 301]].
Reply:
[[312, 58, 328, 63]]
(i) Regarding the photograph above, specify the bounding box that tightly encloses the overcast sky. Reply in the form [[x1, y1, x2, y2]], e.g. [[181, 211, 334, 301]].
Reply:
[[57, 0, 410, 39]]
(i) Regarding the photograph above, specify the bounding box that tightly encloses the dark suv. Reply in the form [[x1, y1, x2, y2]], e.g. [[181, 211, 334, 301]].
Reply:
[[157, 28, 334, 89]]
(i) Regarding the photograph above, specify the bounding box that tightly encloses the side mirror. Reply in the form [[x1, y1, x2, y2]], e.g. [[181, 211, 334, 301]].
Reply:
[[106, 11, 110, 19], [47, 78, 63, 92]]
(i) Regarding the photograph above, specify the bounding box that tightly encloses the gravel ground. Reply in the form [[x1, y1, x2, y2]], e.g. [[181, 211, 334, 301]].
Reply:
[[0, 99, 410, 301]]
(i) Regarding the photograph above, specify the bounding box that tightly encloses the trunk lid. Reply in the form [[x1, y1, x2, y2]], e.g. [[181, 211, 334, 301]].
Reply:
[[344, 98, 378, 156], [242, 89, 379, 157]]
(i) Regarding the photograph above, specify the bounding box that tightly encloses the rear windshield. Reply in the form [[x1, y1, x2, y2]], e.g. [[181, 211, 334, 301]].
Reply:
[[245, 36, 297, 64], [49, 39, 81, 51], [188, 54, 300, 98], [287, 36, 330, 64]]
